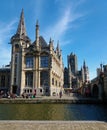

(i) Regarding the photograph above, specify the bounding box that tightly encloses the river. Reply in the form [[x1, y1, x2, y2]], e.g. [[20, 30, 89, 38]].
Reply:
[[0, 104, 107, 121]]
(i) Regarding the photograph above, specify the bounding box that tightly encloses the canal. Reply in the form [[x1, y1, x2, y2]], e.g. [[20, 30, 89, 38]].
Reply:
[[0, 104, 107, 121]]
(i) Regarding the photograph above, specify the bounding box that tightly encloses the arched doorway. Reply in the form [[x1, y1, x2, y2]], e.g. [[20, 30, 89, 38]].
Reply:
[[92, 84, 99, 98], [12, 85, 17, 94]]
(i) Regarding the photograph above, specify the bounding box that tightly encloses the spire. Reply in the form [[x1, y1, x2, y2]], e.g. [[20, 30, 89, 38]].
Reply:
[[35, 20, 39, 46], [49, 37, 52, 43], [36, 20, 39, 27], [83, 60, 86, 68], [56, 40, 60, 51], [16, 9, 27, 36]]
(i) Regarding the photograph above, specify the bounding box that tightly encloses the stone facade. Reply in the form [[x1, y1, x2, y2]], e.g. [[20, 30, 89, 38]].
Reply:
[[65, 53, 89, 90], [10, 10, 64, 96], [0, 65, 10, 93]]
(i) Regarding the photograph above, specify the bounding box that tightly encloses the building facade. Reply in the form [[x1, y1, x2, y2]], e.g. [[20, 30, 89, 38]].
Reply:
[[64, 53, 90, 90], [0, 65, 10, 93], [10, 10, 64, 96]]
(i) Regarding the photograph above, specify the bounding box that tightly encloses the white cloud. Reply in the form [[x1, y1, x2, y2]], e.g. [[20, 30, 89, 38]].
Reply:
[[43, 0, 85, 46], [0, 19, 17, 66], [33, 0, 45, 20], [0, 19, 17, 44]]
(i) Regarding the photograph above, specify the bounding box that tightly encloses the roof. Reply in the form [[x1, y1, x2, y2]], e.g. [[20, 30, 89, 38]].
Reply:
[[39, 36, 48, 48]]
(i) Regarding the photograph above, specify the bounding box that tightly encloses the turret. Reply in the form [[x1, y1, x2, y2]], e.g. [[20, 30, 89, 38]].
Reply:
[[56, 40, 61, 58], [83, 60, 86, 69], [49, 38, 53, 52], [68, 63, 72, 88], [56, 40, 60, 52], [35, 20, 39, 47]]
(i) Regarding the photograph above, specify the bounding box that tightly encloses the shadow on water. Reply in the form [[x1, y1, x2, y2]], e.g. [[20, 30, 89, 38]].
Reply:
[[0, 104, 107, 121]]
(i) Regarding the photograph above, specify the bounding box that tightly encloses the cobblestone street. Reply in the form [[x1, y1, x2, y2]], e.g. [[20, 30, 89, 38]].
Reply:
[[0, 121, 107, 130]]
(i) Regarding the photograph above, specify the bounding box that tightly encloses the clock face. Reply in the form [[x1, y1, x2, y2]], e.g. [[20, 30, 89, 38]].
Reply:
[[15, 44, 19, 52]]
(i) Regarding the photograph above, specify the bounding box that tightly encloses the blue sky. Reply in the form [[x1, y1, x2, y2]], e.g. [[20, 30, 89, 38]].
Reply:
[[0, 0, 107, 80]]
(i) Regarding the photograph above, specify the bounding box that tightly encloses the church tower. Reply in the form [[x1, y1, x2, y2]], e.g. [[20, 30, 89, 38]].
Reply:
[[67, 53, 78, 75], [10, 9, 31, 95]]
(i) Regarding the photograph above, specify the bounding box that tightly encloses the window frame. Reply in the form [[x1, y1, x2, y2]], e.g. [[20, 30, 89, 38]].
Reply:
[[25, 56, 33, 68], [40, 56, 49, 68]]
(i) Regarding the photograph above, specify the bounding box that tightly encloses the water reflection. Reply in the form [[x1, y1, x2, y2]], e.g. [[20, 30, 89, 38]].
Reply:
[[0, 104, 107, 121]]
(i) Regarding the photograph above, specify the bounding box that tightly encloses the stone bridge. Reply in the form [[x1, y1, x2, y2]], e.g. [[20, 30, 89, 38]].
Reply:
[[91, 76, 104, 100]]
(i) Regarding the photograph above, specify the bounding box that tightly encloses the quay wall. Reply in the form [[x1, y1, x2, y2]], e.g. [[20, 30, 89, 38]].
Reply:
[[0, 121, 107, 130], [0, 98, 104, 104]]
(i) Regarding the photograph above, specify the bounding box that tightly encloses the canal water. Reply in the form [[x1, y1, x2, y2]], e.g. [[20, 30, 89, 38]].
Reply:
[[0, 104, 107, 121]]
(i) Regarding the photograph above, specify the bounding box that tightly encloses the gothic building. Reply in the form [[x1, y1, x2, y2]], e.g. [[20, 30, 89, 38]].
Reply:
[[67, 53, 78, 76], [10, 9, 64, 96], [64, 53, 89, 89]]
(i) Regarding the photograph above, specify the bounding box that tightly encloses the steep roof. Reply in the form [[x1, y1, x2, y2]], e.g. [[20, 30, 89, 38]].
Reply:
[[39, 36, 48, 48]]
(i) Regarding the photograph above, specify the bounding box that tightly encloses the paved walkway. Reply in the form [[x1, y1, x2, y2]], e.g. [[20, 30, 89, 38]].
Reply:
[[0, 121, 107, 130]]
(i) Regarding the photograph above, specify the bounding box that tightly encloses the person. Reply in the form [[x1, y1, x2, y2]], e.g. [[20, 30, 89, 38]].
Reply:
[[59, 91, 62, 98]]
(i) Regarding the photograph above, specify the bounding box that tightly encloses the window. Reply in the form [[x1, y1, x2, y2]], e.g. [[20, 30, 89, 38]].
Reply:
[[52, 78, 54, 85], [59, 82, 61, 87], [30, 89, 32, 93], [15, 44, 19, 52], [40, 89, 42, 93], [56, 80, 57, 86], [40, 56, 48, 68], [26, 57, 33, 68], [25, 72, 33, 87], [40, 71, 49, 86], [14, 77, 16, 84], [15, 54, 17, 63], [1, 75, 5, 86]]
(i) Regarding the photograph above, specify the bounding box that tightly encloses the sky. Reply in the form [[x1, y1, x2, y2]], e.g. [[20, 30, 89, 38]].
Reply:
[[0, 0, 107, 80]]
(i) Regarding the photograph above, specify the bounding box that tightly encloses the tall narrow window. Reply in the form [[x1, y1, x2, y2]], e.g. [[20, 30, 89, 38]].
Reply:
[[26, 56, 33, 68], [40, 56, 48, 68], [1, 75, 5, 87], [52, 78, 54, 85], [25, 72, 33, 87], [15, 54, 18, 63], [40, 71, 49, 86]]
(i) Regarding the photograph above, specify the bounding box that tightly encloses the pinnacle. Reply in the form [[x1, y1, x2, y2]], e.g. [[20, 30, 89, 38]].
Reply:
[[16, 9, 27, 36]]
